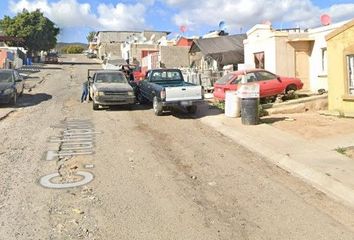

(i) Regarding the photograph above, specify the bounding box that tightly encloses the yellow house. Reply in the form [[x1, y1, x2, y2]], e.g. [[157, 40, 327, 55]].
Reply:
[[326, 19, 354, 116]]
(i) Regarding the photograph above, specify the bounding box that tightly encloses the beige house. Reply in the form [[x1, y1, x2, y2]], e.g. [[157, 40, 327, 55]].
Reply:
[[244, 21, 348, 92], [326, 19, 354, 116]]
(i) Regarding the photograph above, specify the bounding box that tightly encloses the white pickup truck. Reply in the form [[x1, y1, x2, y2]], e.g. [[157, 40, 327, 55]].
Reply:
[[136, 69, 204, 116]]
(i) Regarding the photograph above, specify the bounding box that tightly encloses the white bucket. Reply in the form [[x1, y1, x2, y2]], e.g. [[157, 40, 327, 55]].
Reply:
[[225, 91, 241, 118]]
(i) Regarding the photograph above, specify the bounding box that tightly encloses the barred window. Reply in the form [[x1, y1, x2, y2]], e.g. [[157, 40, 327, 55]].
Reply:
[[347, 55, 354, 95]]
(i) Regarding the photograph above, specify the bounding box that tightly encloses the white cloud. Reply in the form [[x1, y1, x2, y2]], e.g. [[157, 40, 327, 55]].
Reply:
[[97, 2, 146, 31], [8, 0, 150, 30], [7, 0, 354, 35], [162, 0, 354, 31]]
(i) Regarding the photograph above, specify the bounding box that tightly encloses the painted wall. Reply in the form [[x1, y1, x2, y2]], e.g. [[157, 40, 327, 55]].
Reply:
[[307, 21, 348, 92], [0, 49, 7, 68], [244, 24, 278, 73], [129, 43, 159, 64], [326, 21, 354, 115]]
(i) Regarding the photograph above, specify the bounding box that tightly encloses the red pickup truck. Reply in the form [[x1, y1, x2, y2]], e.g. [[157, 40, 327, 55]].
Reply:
[[213, 69, 303, 101]]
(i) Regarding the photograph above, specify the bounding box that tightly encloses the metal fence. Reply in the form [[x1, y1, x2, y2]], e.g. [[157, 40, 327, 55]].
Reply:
[[181, 69, 224, 90]]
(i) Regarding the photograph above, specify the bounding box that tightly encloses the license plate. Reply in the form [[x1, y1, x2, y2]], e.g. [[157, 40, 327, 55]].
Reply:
[[181, 101, 191, 106]]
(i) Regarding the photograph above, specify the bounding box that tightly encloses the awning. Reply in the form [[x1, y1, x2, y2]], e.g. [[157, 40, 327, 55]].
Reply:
[[190, 34, 246, 65]]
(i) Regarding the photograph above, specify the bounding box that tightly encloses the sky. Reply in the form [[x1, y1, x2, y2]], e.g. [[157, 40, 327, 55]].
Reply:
[[1, 0, 354, 43]]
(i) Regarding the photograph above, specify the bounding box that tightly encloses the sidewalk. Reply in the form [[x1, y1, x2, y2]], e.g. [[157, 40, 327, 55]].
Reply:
[[199, 107, 354, 208]]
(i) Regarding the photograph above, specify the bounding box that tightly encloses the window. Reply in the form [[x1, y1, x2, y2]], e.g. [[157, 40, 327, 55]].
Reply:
[[347, 54, 354, 95], [255, 71, 276, 81], [245, 73, 257, 83], [254, 52, 265, 69], [321, 48, 328, 73]]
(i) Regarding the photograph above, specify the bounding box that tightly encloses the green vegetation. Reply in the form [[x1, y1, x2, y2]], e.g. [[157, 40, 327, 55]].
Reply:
[[335, 147, 347, 155], [211, 101, 225, 111], [86, 31, 96, 43], [0, 9, 59, 54], [62, 45, 85, 54]]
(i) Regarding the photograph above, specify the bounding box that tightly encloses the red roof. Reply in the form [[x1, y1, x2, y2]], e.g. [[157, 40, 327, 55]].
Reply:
[[176, 37, 193, 47]]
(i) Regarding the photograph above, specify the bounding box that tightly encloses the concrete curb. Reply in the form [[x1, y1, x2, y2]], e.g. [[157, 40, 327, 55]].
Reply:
[[200, 116, 354, 208], [262, 94, 327, 109]]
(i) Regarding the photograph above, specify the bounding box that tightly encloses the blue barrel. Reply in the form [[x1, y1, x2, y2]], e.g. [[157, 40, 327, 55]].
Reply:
[[241, 98, 259, 125]]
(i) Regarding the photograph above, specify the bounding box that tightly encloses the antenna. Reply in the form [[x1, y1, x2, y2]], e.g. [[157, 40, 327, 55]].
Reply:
[[320, 14, 331, 26]]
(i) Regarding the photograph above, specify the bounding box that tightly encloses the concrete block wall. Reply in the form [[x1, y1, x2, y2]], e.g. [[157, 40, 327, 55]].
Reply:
[[159, 46, 190, 68]]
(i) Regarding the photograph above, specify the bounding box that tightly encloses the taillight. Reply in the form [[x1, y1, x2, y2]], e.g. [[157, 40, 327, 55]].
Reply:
[[160, 89, 166, 100]]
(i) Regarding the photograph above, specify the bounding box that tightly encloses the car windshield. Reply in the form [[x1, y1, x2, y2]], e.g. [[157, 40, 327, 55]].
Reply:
[[0, 72, 13, 83], [150, 71, 183, 82], [216, 73, 236, 84], [95, 72, 127, 83]]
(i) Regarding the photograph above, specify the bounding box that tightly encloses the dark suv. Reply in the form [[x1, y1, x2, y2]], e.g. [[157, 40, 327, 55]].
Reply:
[[0, 69, 24, 105]]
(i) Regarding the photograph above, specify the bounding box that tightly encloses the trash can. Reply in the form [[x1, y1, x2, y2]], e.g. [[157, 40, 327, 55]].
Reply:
[[224, 91, 240, 118], [240, 98, 259, 125], [238, 82, 260, 125]]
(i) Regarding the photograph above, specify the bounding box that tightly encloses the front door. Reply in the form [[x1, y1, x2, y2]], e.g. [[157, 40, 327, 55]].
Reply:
[[295, 50, 310, 90]]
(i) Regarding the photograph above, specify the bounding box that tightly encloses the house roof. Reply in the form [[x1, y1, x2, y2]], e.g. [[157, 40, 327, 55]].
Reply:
[[190, 34, 246, 65], [326, 18, 354, 41]]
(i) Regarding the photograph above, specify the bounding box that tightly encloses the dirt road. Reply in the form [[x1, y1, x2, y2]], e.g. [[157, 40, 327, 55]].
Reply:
[[1, 54, 354, 239]]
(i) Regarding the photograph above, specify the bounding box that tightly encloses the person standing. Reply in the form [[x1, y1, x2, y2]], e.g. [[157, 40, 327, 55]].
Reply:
[[81, 81, 89, 103]]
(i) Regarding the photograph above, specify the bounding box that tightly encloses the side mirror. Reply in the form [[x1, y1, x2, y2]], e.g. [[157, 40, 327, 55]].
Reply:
[[277, 76, 282, 81]]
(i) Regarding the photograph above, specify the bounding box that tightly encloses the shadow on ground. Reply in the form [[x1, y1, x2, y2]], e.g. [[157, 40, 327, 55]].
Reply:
[[260, 117, 288, 124], [16, 93, 53, 108]]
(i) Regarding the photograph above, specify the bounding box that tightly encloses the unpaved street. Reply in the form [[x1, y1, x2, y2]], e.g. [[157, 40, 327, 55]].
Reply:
[[1, 54, 354, 240]]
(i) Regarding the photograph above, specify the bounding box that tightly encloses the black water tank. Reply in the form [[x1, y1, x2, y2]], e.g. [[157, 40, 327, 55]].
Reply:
[[241, 98, 259, 125]]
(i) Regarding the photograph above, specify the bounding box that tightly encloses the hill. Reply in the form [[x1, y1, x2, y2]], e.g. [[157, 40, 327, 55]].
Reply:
[[55, 42, 88, 53]]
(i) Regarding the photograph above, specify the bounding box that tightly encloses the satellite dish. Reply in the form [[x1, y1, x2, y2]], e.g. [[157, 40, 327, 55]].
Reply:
[[179, 25, 187, 33], [320, 14, 331, 26], [262, 20, 272, 26], [219, 21, 226, 31]]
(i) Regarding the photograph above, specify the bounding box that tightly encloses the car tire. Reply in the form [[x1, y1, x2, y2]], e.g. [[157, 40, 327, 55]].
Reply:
[[153, 96, 163, 116], [186, 105, 197, 114], [285, 84, 297, 94], [93, 101, 99, 111]]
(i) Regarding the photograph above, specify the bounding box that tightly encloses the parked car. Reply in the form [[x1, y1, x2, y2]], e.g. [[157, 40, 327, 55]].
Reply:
[[44, 53, 58, 64], [0, 69, 24, 106], [213, 69, 304, 101], [137, 69, 204, 115], [88, 70, 136, 110], [87, 52, 97, 59]]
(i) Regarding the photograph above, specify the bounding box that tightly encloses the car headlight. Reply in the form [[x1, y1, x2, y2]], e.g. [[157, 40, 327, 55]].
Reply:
[[127, 91, 134, 96], [98, 91, 105, 96], [4, 88, 14, 94]]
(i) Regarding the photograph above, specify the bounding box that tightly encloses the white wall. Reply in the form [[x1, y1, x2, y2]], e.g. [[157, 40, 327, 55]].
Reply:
[[244, 24, 277, 72], [308, 21, 348, 92]]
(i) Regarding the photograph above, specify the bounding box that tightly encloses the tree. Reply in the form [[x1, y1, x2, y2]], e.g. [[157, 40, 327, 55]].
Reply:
[[86, 31, 96, 43], [0, 9, 60, 54], [62, 45, 85, 54]]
